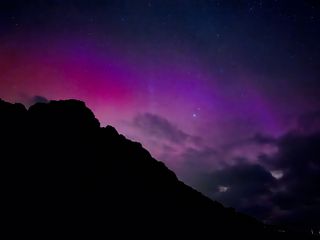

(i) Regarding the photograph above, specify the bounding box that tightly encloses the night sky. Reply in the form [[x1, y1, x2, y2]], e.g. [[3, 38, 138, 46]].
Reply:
[[0, 0, 319, 229]]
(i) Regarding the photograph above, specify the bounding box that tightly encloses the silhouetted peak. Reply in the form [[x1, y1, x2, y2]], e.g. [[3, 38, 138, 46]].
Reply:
[[0, 98, 310, 240], [28, 99, 100, 131], [0, 98, 27, 113], [104, 125, 119, 136], [0, 99, 27, 128]]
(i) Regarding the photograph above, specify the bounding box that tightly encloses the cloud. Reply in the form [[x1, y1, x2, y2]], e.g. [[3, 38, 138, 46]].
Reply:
[[297, 109, 320, 133], [262, 131, 320, 226], [176, 147, 219, 183], [32, 95, 49, 104], [265, 131, 320, 172], [193, 163, 276, 220], [182, 130, 320, 228], [181, 147, 218, 168], [250, 133, 276, 145], [132, 113, 189, 144], [175, 132, 279, 193], [131, 112, 320, 229], [18, 94, 49, 107]]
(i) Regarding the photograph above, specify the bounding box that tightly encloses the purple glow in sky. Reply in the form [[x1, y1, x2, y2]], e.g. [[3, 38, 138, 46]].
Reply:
[[0, 0, 319, 229]]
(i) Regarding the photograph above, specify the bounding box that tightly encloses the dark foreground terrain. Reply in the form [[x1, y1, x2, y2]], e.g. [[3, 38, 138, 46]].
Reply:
[[0, 99, 316, 239]]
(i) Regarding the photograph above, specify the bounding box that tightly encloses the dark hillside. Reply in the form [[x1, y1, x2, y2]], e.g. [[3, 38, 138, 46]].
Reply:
[[0, 99, 314, 239]]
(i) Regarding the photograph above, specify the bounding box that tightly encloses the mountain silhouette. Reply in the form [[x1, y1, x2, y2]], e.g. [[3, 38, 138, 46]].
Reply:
[[0, 99, 315, 239]]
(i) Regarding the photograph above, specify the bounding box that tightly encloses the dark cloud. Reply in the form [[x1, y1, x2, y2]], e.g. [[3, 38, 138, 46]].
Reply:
[[297, 109, 320, 133], [218, 133, 277, 160], [132, 113, 189, 143], [186, 130, 320, 228], [32, 95, 49, 104], [262, 131, 320, 227], [269, 131, 320, 171], [176, 147, 218, 183], [18, 94, 49, 107], [251, 133, 276, 145], [194, 163, 275, 220], [181, 147, 218, 168]]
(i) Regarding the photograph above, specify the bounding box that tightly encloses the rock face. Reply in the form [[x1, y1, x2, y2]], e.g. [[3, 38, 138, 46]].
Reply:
[[0, 99, 311, 239]]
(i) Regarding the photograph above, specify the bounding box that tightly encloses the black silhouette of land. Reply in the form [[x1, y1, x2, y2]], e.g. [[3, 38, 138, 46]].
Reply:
[[0, 99, 316, 239]]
